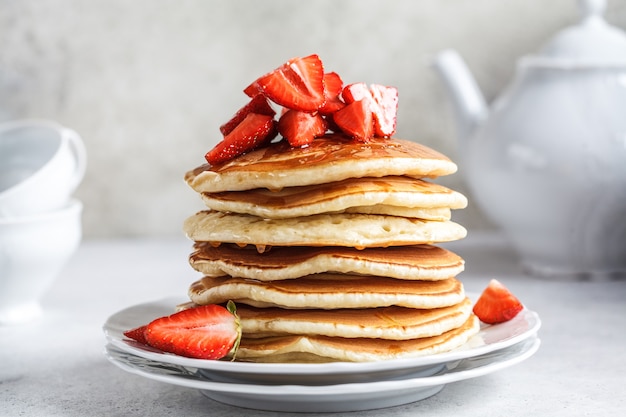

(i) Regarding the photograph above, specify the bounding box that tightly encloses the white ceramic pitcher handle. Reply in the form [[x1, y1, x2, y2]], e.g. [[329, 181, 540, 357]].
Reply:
[[61, 127, 87, 193]]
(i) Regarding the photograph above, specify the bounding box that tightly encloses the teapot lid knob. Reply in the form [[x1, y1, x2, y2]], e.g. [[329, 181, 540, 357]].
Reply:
[[526, 0, 626, 66], [578, 0, 606, 19], [578, 0, 606, 18]]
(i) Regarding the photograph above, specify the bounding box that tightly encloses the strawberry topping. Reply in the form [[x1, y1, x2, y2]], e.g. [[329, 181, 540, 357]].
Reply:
[[204, 54, 399, 164], [369, 84, 398, 137], [278, 109, 327, 147], [342, 83, 398, 137], [206, 113, 276, 165], [244, 54, 326, 112], [332, 99, 373, 141], [473, 279, 524, 324], [319, 72, 345, 115], [341, 82, 371, 104], [220, 94, 276, 136]]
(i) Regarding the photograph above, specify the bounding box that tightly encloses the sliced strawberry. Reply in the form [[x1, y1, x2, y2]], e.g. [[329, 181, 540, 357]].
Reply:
[[325, 113, 342, 134], [144, 302, 241, 360], [342, 83, 398, 137], [332, 99, 373, 141], [206, 113, 276, 165], [220, 94, 275, 136], [473, 279, 524, 324], [278, 109, 327, 146], [244, 54, 326, 112], [341, 82, 371, 104], [369, 84, 398, 137], [123, 325, 148, 345], [319, 72, 345, 115]]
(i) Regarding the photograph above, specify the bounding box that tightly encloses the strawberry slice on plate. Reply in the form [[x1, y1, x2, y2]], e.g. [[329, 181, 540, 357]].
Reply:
[[278, 109, 327, 146], [123, 324, 148, 345], [332, 99, 373, 141], [473, 279, 524, 324], [206, 113, 276, 165], [143, 302, 241, 360], [220, 94, 276, 136], [244, 54, 326, 112]]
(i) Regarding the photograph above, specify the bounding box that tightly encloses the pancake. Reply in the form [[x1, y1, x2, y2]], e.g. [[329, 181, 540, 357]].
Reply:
[[185, 135, 458, 193], [189, 243, 464, 281], [199, 176, 467, 219], [188, 275, 465, 309], [183, 211, 467, 249], [236, 297, 473, 340], [235, 315, 480, 363], [343, 205, 451, 221]]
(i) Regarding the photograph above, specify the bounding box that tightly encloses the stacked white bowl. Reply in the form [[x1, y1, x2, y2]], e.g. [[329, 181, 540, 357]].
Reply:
[[0, 120, 86, 324]]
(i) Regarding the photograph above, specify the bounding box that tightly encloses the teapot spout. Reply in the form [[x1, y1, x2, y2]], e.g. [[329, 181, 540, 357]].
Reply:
[[433, 50, 488, 145]]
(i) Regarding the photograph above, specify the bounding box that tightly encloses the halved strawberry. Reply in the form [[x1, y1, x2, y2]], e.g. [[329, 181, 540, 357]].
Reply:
[[278, 109, 327, 146], [369, 84, 398, 137], [319, 72, 345, 115], [144, 302, 241, 360], [332, 99, 373, 141], [220, 94, 275, 136], [206, 113, 276, 165], [123, 325, 148, 345], [473, 279, 524, 324], [244, 54, 326, 112]]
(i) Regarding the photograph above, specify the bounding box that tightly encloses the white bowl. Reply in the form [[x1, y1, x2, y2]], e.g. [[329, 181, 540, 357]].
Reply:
[[0, 199, 83, 324], [0, 119, 86, 218]]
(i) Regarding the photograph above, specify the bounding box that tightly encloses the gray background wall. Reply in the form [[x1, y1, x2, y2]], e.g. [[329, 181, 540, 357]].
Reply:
[[2, 0, 625, 238]]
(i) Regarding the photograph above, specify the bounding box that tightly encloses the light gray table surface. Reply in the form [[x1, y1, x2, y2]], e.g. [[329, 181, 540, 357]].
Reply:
[[1, 232, 625, 417]]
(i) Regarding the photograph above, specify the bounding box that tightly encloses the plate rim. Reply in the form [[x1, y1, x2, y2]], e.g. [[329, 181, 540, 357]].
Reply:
[[104, 336, 541, 396], [103, 295, 541, 376]]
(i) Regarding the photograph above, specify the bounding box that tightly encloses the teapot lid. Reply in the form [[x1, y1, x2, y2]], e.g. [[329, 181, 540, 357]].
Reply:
[[525, 0, 626, 67]]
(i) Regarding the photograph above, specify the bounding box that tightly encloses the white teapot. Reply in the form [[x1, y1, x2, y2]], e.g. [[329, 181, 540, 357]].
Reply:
[[433, 0, 626, 278]]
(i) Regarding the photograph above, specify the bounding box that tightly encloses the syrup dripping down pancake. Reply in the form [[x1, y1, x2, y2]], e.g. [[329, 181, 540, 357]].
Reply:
[[189, 243, 464, 281]]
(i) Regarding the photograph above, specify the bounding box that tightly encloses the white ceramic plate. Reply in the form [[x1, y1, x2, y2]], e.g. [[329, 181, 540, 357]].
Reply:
[[103, 296, 541, 385], [105, 336, 541, 412]]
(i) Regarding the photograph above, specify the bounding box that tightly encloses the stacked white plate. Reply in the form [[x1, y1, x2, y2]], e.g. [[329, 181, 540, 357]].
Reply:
[[103, 296, 541, 413]]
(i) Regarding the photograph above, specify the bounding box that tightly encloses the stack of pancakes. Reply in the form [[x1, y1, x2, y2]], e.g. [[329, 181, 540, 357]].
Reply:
[[182, 135, 479, 362]]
